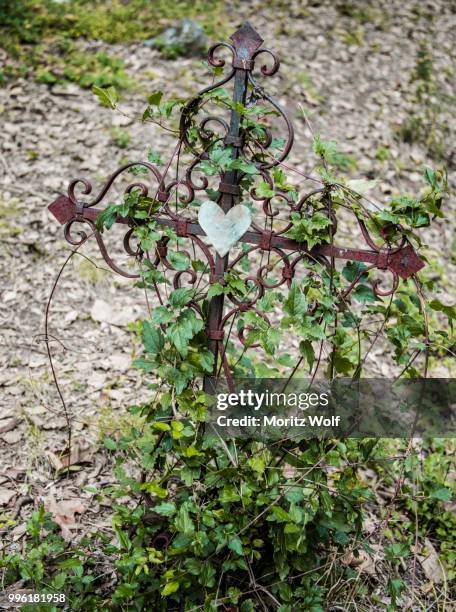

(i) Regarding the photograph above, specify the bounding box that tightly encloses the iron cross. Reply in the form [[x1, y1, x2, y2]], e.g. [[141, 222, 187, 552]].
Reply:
[[48, 22, 425, 382]]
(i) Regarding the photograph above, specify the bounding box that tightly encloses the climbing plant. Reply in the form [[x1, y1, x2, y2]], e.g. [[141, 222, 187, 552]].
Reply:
[[2, 23, 454, 612], [87, 49, 452, 608]]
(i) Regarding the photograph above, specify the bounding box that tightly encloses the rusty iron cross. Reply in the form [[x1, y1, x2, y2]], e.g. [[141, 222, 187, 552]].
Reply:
[[48, 22, 425, 385]]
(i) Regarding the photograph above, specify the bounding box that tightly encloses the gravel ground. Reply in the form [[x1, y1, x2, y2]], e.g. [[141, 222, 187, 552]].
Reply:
[[0, 0, 454, 545]]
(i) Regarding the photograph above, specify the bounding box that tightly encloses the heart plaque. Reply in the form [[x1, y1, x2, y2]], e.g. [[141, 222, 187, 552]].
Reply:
[[198, 201, 252, 258]]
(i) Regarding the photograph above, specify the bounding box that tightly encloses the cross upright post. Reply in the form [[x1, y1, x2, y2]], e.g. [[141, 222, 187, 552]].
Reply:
[[206, 23, 264, 378]]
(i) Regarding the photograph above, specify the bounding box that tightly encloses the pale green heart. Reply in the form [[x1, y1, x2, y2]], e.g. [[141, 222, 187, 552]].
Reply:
[[198, 201, 252, 258]]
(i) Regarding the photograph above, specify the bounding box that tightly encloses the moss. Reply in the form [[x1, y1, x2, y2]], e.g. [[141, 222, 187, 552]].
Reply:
[[0, 197, 21, 235], [0, 197, 18, 218], [0, 0, 225, 87], [341, 27, 365, 46], [110, 128, 131, 149], [34, 45, 134, 90], [295, 70, 324, 105], [73, 257, 109, 284], [1, 0, 224, 47], [375, 146, 390, 162], [93, 403, 144, 442], [451, 237, 456, 265]]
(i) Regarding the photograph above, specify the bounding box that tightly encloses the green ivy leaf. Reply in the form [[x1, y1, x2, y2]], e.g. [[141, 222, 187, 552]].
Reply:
[[423, 165, 437, 189], [104, 437, 117, 450], [148, 90, 163, 105], [168, 251, 190, 271], [152, 421, 171, 431], [313, 134, 337, 158], [332, 353, 354, 374], [342, 261, 367, 283], [284, 522, 300, 534], [270, 506, 290, 522], [429, 299, 455, 330], [298, 321, 326, 341], [95, 204, 118, 232], [299, 339, 315, 370], [255, 181, 274, 198], [153, 502, 176, 517], [430, 487, 452, 501], [284, 283, 308, 317], [151, 305, 174, 325], [286, 211, 332, 248], [141, 482, 167, 498], [143, 321, 165, 354], [161, 581, 180, 596], [169, 288, 194, 308], [209, 146, 233, 170], [189, 349, 214, 373], [175, 502, 195, 534], [261, 328, 281, 355], [388, 577, 404, 603], [147, 149, 163, 165], [229, 158, 258, 174], [248, 455, 266, 475], [228, 536, 244, 555], [352, 284, 378, 303], [168, 309, 203, 355], [93, 85, 118, 109], [207, 283, 225, 299]]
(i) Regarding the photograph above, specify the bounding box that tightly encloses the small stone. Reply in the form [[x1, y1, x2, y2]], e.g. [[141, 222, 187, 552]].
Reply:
[[87, 371, 107, 389], [90, 299, 138, 326], [143, 19, 208, 58], [0, 489, 15, 506], [64, 310, 79, 324], [51, 83, 80, 97], [109, 353, 131, 372], [1, 430, 21, 444]]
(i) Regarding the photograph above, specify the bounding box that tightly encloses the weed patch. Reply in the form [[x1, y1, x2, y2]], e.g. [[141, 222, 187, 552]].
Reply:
[[0, 0, 224, 87]]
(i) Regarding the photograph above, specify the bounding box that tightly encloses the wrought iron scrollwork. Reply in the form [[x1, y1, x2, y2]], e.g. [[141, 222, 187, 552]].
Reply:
[[48, 21, 425, 383]]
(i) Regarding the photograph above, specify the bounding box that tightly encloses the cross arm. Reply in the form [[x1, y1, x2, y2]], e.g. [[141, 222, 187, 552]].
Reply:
[[49, 194, 425, 280]]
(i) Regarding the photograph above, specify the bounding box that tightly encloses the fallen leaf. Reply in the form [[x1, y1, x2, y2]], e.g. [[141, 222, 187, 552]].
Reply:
[[1, 430, 21, 444], [87, 371, 107, 389], [357, 550, 377, 576], [40, 417, 68, 430], [61, 440, 96, 469], [46, 439, 95, 472], [90, 299, 137, 326], [341, 549, 377, 575], [0, 418, 18, 434], [28, 355, 47, 368], [108, 352, 131, 372], [0, 489, 15, 506], [418, 538, 446, 585], [46, 451, 63, 472], [44, 495, 86, 540], [64, 309, 79, 323]]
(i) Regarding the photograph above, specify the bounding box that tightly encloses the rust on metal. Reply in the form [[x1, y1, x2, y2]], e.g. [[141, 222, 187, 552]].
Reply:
[[48, 21, 426, 384], [388, 245, 425, 278], [48, 194, 76, 225], [230, 21, 263, 59], [49, 196, 424, 280]]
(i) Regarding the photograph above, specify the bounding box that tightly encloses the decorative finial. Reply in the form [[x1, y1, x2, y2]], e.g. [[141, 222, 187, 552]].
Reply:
[[230, 21, 263, 58]]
